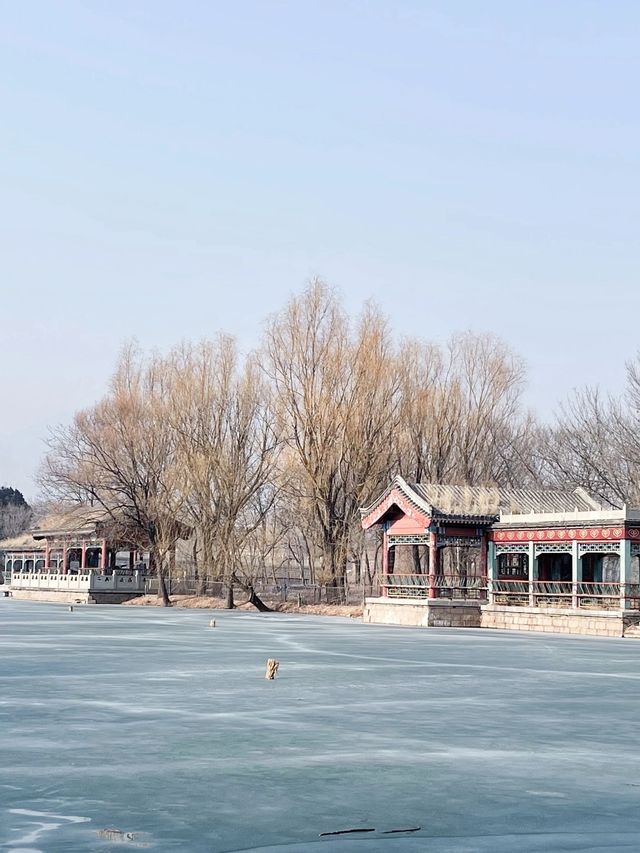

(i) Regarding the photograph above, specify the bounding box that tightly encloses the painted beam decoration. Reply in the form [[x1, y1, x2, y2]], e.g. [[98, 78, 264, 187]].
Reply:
[[491, 527, 640, 542]]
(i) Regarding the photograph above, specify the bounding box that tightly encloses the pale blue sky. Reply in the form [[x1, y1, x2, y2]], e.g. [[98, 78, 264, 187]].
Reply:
[[2, 1, 639, 498]]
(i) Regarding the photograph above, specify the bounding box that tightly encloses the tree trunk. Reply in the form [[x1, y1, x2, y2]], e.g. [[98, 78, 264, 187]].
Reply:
[[246, 585, 273, 612], [196, 541, 207, 595], [364, 548, 372, 586], [158, 567, 170, 607], [302, 533, 315, 585], [225, 580, 235, 609], [373, 539, 381, 577], [202, 534, 215, 580], [193, 539, 207, 594], [325, 544, 340, 587]]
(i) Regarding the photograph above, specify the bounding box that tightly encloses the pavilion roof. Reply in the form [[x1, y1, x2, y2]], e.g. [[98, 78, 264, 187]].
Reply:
[[361, 476, 604, 525], [29, 504, 191, 543], [31, 505, 113, 539], [411, 482, 602, 517], [0, 532, 45, 552]]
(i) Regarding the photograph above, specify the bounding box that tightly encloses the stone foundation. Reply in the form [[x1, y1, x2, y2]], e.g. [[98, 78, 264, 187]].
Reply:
[[481, 604, 640, 638], [90, 592, 145, 604], [9, 589, 144, 605], [362, 597, 640, 637], [363, 597, 482, 628]]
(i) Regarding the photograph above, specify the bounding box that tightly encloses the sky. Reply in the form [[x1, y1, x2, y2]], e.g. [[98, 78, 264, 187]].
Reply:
[[2, 1, 640, 499]]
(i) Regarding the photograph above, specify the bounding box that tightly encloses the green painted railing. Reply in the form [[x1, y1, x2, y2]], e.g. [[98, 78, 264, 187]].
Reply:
[[381, 574, 487, 600]]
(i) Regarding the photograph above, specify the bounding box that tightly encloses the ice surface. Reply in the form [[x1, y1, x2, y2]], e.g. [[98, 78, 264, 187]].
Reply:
[[2, 600, 640, 852]]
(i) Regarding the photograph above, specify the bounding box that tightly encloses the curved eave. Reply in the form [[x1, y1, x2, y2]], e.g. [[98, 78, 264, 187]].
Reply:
[[361, 476, 433, 529]]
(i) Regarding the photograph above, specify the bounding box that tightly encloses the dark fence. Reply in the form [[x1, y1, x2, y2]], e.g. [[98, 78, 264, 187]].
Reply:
[[144, 575, 376, 605]]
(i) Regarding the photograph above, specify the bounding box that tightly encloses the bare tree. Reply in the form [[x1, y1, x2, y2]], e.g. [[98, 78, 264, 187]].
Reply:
[[0, 504, 33, 540], [396, 338, 462, 484], [41, 345, 185, 606], [397, 331, 528, 487], [541, 370, 640, 506], [448, 332, 526, 484], [263, 280, 401, 588], [168, 338, 280, 609]]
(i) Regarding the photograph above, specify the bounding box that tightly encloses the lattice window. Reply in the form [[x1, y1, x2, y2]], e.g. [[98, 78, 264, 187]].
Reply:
[[496, 552, 529, 579], [438, 537, 482, 548], [387, 534, 429, 546], [535, 543, 573, 554], [631, 544, 640, 558], [495, 544, 530, 555], [578, 542, 621, 555]]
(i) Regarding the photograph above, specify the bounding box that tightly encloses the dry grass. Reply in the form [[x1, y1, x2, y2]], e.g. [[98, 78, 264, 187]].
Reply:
[[123, 594, 362, 618], [273, 600, 362, 618], [123, 594, 229, 609]]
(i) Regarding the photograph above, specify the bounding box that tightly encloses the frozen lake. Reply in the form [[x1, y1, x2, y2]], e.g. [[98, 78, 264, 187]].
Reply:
[[2, 600, 640, 852]]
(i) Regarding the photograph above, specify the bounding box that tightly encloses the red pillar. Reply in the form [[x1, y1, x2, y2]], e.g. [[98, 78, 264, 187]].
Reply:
[[479, 534, 488, 601], [101, 539, 107, 571], [428, 530, 438, 599], [62, 542, 68, 575], [81, 540, 87, 571], [381, 530, 389, 597], [45, 540, 51, 571], [479, 534, 488, 577]]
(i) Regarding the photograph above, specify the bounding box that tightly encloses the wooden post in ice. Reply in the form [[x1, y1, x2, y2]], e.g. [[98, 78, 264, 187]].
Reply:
[[209, 619, 216, 628], [265, 659, 280, 680]]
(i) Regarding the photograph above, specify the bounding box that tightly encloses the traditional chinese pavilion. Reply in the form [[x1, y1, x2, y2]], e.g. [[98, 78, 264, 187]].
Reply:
[[361, 476, 640, 637], [0, 505, 150, 603]]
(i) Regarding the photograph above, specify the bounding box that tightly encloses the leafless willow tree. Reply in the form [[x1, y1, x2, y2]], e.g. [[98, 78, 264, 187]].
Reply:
[[167, 337, 280, 609], [396, 338, 462, 484], [263, 280, 401, 587], [540, 357, 640, 506], [397, 331, 531, 486], [451, 332, 528, 483], [41, 345, 185, 606]]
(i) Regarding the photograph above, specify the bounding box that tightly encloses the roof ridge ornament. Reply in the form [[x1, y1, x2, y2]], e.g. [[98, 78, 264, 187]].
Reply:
[[573, 486, 603, 511]]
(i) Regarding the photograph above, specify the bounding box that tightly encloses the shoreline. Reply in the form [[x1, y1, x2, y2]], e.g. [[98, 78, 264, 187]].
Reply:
[[122, 593, 363, 618]]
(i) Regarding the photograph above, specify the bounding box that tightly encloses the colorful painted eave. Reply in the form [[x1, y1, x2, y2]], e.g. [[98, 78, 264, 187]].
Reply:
[[360, 476, 433, 529], [361, 476, 504, 529]]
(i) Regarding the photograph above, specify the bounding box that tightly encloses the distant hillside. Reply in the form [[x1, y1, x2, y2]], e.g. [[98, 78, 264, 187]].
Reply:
[[0, 486, 28, 508], [0, 486, 32, 540]]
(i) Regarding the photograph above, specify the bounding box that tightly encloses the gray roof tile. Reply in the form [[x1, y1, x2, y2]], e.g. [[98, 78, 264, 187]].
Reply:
[[411, 483, 602, 517]]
